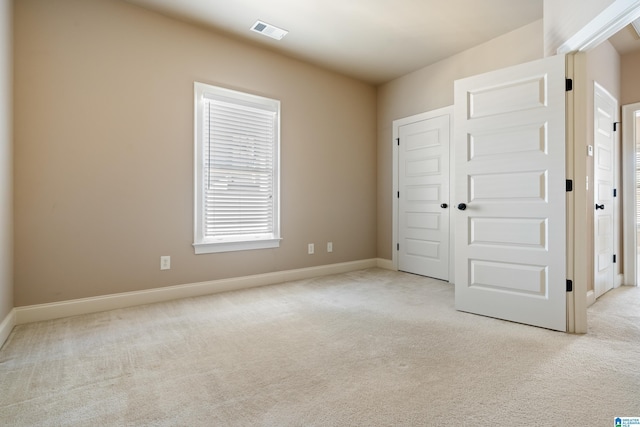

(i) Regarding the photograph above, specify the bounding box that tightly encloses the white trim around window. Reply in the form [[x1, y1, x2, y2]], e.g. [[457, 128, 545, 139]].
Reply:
[[193, 82, 281, 254]]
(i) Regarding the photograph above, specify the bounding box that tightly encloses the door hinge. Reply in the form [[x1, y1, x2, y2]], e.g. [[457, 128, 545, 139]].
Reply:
[[566, 180, 573, 192], [566, 280, 573, 292], [565, 78, 573, 91], [613, 122, 620, 132], [613, 188, 617, 197], [396, 138, 400, 146], [613, 254, 617, 263], [397, 191, 400, 198], [397, 243, 399, 251]]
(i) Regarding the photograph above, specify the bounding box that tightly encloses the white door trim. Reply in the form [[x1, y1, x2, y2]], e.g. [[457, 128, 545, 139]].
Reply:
[[392, 106, 454, 281], [622, 102, 640, 287], [557, 0, 640, 54], [571, 53, 593, 333]]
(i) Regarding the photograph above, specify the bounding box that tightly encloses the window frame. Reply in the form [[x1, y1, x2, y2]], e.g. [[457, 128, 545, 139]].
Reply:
[[193, 82, 281, 254]]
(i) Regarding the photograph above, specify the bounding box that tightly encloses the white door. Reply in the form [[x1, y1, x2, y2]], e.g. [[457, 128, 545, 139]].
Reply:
[[398, 114, 450, 280], [454, 54, 567, 331], [594, 82, 617, 298]]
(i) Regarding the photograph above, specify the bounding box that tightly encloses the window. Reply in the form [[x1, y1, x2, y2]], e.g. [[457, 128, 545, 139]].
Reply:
[[193, 82, 280, 254]]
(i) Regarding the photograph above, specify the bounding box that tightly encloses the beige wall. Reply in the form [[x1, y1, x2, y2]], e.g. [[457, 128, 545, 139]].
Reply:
[[0, 0, 12, 321], [11, 0, 632, 308], [376, 20, 544, 259], [543, 0, 615, 56], [621, 50, 640, 105], [13, 0, 377, 306]]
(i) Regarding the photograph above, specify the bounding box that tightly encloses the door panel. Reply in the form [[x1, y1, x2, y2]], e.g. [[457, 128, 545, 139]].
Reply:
[[594, 83, 616, 298], [398, 114, 450, 280], [469, 260, 546, 295], [470, 218, 547, 248], [454, 54, 566, 331], [468, 76, 547, 118], [470, 123, 547, 158], [470, 171, 547, 201]]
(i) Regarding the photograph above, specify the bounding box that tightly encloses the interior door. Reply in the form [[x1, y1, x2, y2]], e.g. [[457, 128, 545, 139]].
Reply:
[[593, 82, 616, 298], [398, 114, 450, 280], [454, 54, 567, 331]]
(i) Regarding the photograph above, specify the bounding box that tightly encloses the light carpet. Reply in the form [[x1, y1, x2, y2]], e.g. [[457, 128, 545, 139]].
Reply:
[[1, 268, 639, 426]]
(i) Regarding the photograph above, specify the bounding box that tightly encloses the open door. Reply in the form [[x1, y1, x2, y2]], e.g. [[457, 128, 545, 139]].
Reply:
[[454, 54, 567, 331], [593, 82, 617, 299]]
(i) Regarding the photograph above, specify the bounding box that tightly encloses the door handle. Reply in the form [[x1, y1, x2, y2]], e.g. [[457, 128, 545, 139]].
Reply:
[[457, 203, 467, 211], [595, 204, 605, 210], [440, 203, 448, 209]]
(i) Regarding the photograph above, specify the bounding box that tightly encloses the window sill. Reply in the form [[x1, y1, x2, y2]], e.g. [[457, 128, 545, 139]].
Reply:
[[193, 237, 281, 254]]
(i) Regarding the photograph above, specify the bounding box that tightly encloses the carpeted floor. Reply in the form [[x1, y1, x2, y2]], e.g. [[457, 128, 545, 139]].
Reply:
[[1, 268, 639, 426]]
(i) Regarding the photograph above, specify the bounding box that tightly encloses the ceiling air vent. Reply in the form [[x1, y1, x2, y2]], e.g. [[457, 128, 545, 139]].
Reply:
[[251, 20, 288, 40]]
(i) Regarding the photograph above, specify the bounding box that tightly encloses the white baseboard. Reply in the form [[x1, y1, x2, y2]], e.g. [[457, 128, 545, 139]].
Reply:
[[0, 308, 16, 350], [586, 289, 596, 307], [615, 274, 624, 288], [376, 258, 395, 270], [14, 259, 379, 325]]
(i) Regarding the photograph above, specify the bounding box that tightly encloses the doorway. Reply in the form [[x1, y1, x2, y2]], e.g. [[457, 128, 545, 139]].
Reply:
[[560, 2, 640, 332]]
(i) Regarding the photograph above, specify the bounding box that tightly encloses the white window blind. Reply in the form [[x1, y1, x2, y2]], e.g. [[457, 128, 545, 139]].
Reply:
[[204, 98, 275, 236], [194, 82, 280, 254]]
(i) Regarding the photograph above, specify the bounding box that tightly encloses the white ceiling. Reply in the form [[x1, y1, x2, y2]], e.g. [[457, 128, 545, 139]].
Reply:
[[124, 0, 543, 85]]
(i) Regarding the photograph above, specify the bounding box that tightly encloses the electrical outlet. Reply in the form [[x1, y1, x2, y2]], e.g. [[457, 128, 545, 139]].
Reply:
[[308, 243, 314, 255], [160, 256, 171, 270], [327, 242, 333, 253]]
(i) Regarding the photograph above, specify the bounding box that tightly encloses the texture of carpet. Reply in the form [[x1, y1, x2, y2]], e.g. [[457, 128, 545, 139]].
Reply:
[[1, 268, 639, 426]]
